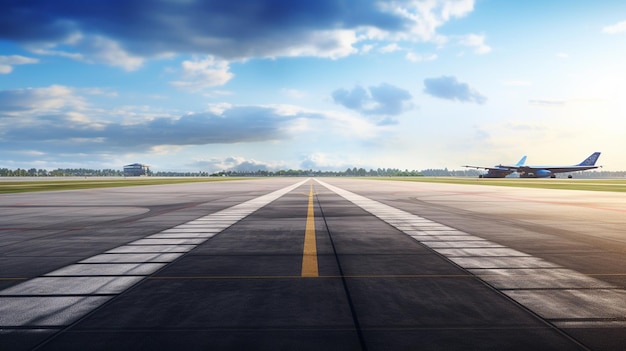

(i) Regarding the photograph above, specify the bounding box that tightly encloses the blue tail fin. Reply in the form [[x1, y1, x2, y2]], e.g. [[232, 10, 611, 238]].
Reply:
[[578, 152, 601, 166], [516, 156, 527, 167]]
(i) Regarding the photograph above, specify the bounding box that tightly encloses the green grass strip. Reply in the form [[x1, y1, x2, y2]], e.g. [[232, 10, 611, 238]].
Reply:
[[4, 176, 625, 194], [0, 177, 250, 194], [371, 177, 626, 192]]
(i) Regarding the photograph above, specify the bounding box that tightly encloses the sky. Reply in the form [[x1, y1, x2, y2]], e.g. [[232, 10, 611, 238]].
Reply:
[[1, 0, 626, 173]]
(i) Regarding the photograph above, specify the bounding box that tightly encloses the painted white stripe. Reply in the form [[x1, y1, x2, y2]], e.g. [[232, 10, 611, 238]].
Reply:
[[423, 241, 504, 248], [315, 179, 626, 328], [0, 296, 112, 326], [147, 232, 217, 239], [433, 248, 530, 257], [129, 238, 207, 245], [159, 228, 222, 233], [0, 178, 309, 327], [0, 277, 144, 295], [448, 256, 559, 269], [410, 235, 480, 241], [80, 253, 184, 264], [106, 244, 197, 253], [45, 263, 166, 276], [504, 289, 626, 319], [469, 269, 615, 289]]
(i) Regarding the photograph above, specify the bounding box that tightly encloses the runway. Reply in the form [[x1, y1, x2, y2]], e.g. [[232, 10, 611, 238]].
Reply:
[[1, 178, 625, 350]]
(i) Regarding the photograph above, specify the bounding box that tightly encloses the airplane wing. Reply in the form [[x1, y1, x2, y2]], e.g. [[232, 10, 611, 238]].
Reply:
[[462, 165, 502, 171], [462, 156, 526, 172], [462, 165, 518, 178], [463, 165, 519, 171]]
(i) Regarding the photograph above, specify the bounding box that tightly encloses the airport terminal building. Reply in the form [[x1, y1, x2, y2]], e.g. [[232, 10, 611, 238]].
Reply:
[[123, 163, 150, 176]]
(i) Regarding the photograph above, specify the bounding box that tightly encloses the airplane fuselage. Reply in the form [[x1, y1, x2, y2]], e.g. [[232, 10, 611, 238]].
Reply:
[[469, 152, 601, 179]]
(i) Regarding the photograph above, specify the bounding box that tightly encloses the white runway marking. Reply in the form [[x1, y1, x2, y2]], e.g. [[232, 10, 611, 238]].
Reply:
[[0, 179, 308, 328], [315, 179, 626, 328], [0, 277, 144, 295]]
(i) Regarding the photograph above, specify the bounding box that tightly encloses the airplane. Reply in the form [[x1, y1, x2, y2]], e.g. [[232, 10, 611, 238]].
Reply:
[[464, 152, 601, 178]]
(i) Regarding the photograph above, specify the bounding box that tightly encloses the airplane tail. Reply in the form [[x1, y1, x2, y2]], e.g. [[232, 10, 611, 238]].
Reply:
[[516, 156, 527, 167], [577, 152, 601, 166]]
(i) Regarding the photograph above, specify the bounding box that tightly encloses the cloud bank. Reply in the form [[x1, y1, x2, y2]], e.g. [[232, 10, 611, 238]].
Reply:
[[423, 76, 486, 104], [190, 156, 280, 173], [332, 83, 413, 123], [1, 0, 480, 69], [0, 86, 325, 156]]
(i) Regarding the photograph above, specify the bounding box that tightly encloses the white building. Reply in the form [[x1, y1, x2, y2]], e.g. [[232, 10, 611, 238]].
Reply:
[[123, 163, 150, 176]]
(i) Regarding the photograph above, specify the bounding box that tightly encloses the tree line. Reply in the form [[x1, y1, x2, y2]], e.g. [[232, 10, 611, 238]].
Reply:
[[0, 168, 124, 177], [2, 167, 625, 178], [0, 167, 479, 177], [210, 168, 482, 177]]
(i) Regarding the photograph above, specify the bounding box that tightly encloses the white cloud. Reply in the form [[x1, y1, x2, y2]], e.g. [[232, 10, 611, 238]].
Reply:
[[377, 0, 475, 43], [27, 47, 85, 61], [299, 152, 355, 170], [358, 3, 485, 56], [459, 34, 491, 54], [423, 76, 487, 104], [359, 44, 375, 54], [80, 87, 119, 97], [5, 1, 480, 69], [0, 55, 39, 74], [170, 56, 234, 92], [0, 91, 337, 158], [441, 0, 475, 20], [602, 20, 626, 34], [189, 156, 285, 173], [277, 29, 358, 59], [379, 43, 401, 53], [26, 35, 144, 71], [0, 55, 38, 65], [0, 85, 86, 114], [81, 36, 144, 71], [405, 52, 437, 62], [206, 102, 232, 115], [332, 83, 414, 122]]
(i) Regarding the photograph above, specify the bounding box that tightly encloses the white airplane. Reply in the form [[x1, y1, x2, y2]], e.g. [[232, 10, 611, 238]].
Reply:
[[464, 152, 601, 178]]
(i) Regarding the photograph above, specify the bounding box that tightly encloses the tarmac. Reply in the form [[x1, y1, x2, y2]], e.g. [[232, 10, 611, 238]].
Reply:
[[1, 177, 625, 350]]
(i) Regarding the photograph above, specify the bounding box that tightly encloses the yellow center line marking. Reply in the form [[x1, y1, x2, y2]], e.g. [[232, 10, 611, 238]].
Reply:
[[301, 183, 319, 277]]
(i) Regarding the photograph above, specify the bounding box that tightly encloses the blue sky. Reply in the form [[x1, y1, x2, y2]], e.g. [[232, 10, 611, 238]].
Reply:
[[1, 0, 625, 172]]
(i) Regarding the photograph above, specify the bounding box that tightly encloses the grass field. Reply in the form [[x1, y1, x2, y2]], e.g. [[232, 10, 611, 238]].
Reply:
[[2, 176, 626, 194], [377, 177, 626, 192], [0, 177, 249, 194]]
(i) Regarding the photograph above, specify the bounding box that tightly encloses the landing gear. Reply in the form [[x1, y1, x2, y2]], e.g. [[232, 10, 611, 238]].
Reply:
[[568, 175, 573, 178]]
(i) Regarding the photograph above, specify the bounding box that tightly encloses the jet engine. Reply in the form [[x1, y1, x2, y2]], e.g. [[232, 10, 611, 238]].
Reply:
[[535, 169, 552, 178]]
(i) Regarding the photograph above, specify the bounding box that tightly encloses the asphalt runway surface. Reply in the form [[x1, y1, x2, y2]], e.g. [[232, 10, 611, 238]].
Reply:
[[1, 178, 625, 350]]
